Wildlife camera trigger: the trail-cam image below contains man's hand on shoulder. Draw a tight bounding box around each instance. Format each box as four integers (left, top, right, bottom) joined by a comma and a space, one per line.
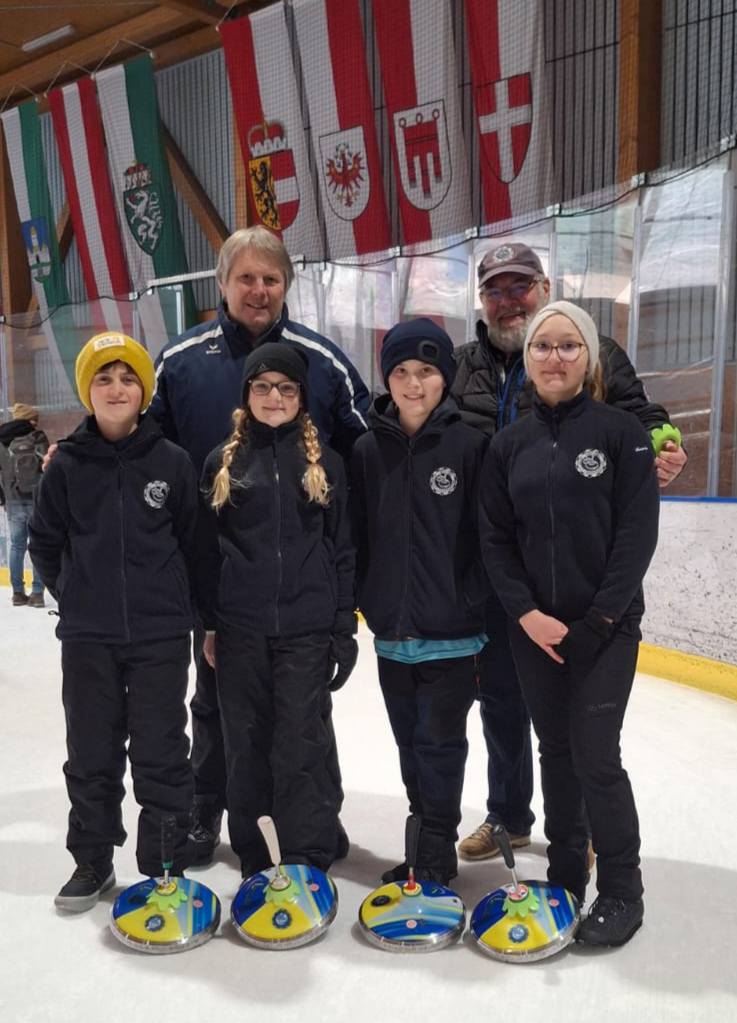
42, 443, 59, 472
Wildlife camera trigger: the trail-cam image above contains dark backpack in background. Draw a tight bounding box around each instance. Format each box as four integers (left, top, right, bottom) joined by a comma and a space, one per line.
0, 430, 46, 498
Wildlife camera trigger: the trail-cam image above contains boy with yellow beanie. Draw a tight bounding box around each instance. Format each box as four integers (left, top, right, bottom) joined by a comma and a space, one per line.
28, 332, 199, 911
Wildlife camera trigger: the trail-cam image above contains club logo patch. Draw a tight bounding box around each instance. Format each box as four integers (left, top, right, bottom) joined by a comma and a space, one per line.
144, 480, 170, 509
430, 467, 458, 496
575, 449, 607, 478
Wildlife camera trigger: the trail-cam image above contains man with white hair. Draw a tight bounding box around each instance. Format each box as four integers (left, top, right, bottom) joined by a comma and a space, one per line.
152, 226, 369, 868
452, 241, 686, 862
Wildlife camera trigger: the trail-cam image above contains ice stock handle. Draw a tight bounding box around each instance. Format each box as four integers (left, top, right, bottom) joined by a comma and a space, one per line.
160, 813, 177, 871
492, 824, 516, 871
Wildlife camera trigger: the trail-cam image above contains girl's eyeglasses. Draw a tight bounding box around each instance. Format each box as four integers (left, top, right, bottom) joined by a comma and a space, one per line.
527, 340, 586, 363
249, 380, 300, 398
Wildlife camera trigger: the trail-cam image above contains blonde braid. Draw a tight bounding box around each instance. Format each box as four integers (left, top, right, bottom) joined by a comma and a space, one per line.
300, 412, 331, 506
211, 407, 251, 510
589, 360, 607, 402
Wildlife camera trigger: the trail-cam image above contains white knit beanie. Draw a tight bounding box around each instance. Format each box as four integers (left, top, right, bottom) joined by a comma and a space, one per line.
523, 300, 600, 383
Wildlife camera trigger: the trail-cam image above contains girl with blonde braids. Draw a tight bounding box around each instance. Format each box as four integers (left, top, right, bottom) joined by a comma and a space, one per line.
196, 342, 357, 877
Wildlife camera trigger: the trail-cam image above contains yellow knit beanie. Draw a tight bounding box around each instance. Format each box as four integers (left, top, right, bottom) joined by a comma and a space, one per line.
75, 333, 155, 413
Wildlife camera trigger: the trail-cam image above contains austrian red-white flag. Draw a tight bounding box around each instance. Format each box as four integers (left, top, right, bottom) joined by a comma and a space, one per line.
373, 0, 471, 247
48, 78, 134, 334
292, 0, 391, 260
464, 0, 553, 224
221, 8, 322, 260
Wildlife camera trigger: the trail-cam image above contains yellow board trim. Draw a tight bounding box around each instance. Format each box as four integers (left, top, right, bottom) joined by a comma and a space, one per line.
0, 568, 33, 588
637, 643, 737, 702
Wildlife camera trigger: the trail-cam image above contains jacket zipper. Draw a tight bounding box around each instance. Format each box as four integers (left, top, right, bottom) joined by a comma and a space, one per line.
547, 415, 559, 608
118, 460, 131, 643
396, 440, 414, 637
272, 440, 282, 635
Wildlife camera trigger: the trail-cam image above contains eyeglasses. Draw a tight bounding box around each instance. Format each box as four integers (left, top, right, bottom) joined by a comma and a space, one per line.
527, 340, 587, 362
481, 277, 540, 303
249, 380, 300, 398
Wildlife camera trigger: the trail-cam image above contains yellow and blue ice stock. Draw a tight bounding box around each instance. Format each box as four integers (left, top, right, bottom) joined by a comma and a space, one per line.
359, 881, 465, 943
111, 877, 220, 946
231, 864, 336, 942
471, 881, 577, 954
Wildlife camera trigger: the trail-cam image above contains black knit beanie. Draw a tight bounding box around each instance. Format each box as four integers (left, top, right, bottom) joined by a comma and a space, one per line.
242, 342, 309, 405
380, 317, 456, 391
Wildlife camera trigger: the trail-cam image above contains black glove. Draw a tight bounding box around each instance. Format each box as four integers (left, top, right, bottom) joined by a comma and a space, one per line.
327, 610, 359, 692
561, 611, 614, 678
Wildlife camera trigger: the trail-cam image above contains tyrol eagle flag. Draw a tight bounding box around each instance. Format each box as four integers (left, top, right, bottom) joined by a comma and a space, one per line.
292, 0, 391, 260
221, 4, 322, 260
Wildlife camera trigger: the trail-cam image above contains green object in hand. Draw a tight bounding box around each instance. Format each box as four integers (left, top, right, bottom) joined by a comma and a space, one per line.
651, 423, 682, 455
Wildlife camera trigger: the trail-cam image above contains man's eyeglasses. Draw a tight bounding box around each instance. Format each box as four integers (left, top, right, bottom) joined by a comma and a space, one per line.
481, 277, 540, 303
527, 340, 587, 363
249, 380, 300, 398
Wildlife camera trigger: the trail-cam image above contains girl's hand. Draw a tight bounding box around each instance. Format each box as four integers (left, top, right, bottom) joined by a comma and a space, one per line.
203, 632, 216, 669
519, 609, 568, 664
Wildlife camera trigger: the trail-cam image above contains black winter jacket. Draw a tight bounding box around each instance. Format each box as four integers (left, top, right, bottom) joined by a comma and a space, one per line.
479, 390, 660, 626
350, 395, 489, 640
452, 319, 670, 438
196, 418, 355, 636
28, 413, 198, 643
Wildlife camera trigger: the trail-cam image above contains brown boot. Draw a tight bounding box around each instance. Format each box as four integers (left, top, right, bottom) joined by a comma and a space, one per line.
12, 591, 28, 606
27, 592, 45, 608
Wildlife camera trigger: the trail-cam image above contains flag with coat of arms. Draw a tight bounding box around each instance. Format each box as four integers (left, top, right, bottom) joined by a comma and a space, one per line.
464, 0, 553, 225
373, 0, 472, 249
94, 54, 196, 340
221, 7, 322, 261
292, 0, 391, 260
0, 100, 77, 401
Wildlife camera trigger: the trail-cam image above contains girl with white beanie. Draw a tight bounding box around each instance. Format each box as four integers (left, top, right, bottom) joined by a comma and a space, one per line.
479, 301, 660, 948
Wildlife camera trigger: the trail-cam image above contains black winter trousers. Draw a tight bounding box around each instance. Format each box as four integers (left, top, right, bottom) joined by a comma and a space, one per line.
215, 626, 338, 873
378, 655, 476, 874
509, 618, 643, 902
61, 637, 193, 876
191, 618, 345, 816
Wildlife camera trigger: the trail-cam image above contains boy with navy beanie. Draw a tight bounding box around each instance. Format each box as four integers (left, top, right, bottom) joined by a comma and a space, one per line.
350, 318, 489, 884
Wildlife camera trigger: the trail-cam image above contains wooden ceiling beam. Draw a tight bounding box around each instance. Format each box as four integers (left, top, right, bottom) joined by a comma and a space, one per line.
0, 7, 191, 104
163, 126, 230, 253
159, 1, 231, 26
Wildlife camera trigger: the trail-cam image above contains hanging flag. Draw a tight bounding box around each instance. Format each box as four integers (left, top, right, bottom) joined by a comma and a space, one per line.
1, 101, 77, 400
373, 0, 472, 248
464, 0, 553, 225
221, 8, 322, 260
95, 54, 196, 337
48, 77, 134, 336
292, 0, 391, 260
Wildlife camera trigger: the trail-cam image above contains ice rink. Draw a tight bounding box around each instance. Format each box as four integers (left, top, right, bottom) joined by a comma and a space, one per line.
1, 599, 735, 1023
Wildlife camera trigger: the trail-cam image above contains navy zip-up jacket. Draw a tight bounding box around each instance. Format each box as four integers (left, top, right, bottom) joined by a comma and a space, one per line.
350, 395, 489, 641
196, 418, 355, 636
151, 303, 369, 472
479, 390, 660, 625
28, 413, 198, 643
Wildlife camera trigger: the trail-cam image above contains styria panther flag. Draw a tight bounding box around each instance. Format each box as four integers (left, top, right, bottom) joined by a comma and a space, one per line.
373, 0, 472, 248
221, 7, 322, 260
292, 0, 391, 260
95, 54, 196, 337
0, 100, 77, 400
464, 0, 553, 225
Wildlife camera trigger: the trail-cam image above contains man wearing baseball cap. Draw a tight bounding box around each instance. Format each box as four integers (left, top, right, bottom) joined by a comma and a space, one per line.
452, 241, 687, 863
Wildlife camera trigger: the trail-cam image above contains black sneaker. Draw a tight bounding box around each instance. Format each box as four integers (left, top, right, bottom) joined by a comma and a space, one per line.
381, 860, 410, 884
576, 895, 644, 947
55, 860, 115, 912
186, 799, 223, 867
